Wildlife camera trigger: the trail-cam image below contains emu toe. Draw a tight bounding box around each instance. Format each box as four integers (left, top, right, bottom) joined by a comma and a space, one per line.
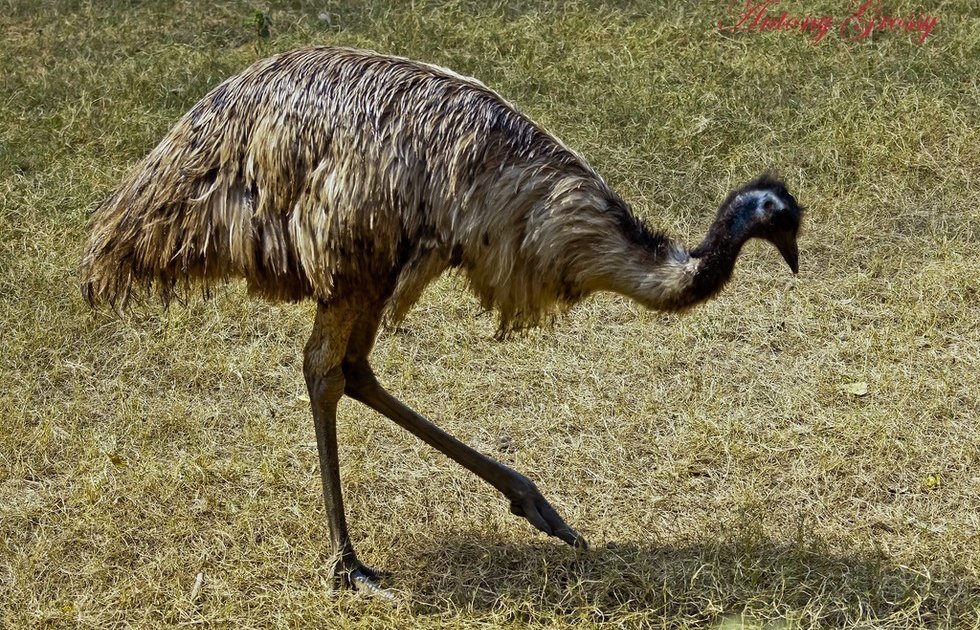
331, 557, 396, 600
509, 492, 588, 550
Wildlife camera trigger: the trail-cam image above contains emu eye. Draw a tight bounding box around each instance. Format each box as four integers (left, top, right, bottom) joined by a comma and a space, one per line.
763, 199, 776, 213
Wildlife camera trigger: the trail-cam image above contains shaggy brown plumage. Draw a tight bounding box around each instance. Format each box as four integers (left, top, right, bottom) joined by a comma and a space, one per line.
82, 47, 635, 332
80, 46, 803, 592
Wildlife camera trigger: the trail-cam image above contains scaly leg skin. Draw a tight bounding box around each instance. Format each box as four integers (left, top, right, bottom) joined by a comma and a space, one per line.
342, 358, 587, 550
304, 302, 395, 599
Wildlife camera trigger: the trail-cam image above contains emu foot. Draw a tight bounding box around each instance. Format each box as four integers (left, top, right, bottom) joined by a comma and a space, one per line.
330, 555, 396, 600
508, 483, 588, 550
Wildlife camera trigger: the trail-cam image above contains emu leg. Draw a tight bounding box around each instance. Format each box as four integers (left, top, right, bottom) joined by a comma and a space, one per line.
304, 303, 392, 596
342, 360, 587, 549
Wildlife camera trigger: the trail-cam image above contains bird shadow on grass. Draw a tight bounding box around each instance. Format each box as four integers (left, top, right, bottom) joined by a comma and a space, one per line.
398, 532, 980, 626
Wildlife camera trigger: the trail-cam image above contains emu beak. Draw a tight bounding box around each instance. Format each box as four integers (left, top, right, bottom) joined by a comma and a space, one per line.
772, 232, 799, 274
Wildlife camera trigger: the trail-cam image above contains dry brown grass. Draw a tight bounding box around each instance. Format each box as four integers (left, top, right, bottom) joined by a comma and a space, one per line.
2, 1, 979, 627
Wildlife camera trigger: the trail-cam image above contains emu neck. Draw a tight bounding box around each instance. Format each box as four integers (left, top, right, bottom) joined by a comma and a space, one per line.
585, 210, 751, 313
684, 216, 751, 307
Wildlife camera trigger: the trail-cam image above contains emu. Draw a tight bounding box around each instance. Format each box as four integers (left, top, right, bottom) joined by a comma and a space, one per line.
80, 47, 802, 593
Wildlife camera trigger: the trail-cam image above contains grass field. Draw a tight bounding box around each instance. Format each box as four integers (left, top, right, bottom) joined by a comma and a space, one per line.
2, 0, 979, 627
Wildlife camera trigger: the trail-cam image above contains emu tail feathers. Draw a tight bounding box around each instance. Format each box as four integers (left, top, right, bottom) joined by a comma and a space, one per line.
79, 141, 313, 312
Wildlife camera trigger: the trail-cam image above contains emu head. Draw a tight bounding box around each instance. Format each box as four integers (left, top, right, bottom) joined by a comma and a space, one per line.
720, 174, 803, 273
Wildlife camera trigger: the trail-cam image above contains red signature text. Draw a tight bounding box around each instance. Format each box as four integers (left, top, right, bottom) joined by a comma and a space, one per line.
717, 0, 939, 45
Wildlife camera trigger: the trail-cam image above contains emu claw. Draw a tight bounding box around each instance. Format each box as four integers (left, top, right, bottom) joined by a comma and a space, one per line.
331, 558, 397, 600
510, 490, 588, 550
